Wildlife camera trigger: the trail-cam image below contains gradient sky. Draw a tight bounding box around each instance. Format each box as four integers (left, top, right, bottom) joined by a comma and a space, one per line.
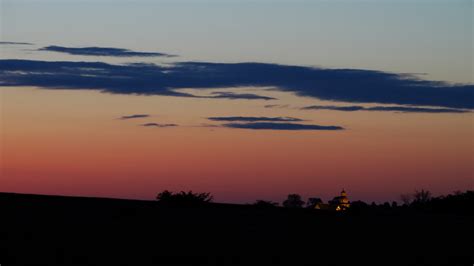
0, 0, 473, 204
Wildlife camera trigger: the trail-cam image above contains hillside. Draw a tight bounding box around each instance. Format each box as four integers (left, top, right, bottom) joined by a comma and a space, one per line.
0, 192, 471, 265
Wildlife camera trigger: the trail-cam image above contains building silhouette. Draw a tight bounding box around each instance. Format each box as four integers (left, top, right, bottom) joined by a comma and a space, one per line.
314, 190, 351, 211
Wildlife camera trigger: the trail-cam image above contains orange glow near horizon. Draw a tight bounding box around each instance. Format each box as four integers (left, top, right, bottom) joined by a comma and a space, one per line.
1, 87, 473, 203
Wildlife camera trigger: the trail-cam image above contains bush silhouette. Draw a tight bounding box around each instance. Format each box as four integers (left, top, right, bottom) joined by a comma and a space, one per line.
156, 190, 213, 206
252, 200, 279, 208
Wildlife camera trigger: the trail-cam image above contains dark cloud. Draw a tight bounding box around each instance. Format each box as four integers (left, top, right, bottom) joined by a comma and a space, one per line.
207, 92, 276, 100
0, 59, 195, 97
0, 41, 33, 45
302, 105, 469, 113
141, 123, 178, 127
222, 122, 344, 131
120, 114, 150, 120
0, 59, 472, 109
208, 116, 303, 122
38, 45, 175, 57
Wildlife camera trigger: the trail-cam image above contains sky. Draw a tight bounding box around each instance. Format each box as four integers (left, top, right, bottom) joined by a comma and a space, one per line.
0, 0, 473, 204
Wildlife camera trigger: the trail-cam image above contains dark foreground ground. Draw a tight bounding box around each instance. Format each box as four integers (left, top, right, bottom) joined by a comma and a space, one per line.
0, 192, 472, 266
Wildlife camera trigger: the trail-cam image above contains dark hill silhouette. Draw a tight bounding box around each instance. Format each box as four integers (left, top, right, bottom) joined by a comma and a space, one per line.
0, 192, 472, 266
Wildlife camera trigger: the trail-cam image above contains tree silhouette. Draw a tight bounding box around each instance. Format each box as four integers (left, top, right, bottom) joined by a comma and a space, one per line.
400, 193, 412, 206
348, 200, 369, 214
306, 197, 322, 208
282, 194, 305, 208
427, 190, 473, 215
413, 189, 431, 204
156, 190, 213, 206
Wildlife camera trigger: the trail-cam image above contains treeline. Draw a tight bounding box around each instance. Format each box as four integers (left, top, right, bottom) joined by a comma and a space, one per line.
155, 189, 473, 216
350, 190, 473, 215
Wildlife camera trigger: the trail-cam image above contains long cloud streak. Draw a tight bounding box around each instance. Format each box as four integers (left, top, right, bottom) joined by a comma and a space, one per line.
302, 105, 469, 113
0, 59, 472, 109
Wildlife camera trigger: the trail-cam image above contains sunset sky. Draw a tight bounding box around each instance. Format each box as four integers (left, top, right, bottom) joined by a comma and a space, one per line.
1, 0, 472, 204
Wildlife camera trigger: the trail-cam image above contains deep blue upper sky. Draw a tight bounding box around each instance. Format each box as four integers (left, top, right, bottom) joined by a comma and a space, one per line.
1, 0, 472, 84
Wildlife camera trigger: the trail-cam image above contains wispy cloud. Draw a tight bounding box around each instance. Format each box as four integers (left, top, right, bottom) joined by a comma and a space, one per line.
264, 104, 289, 109
1, 59, 472, 109
209, 91, 276, 100
141, 123, 178, 127
119, 114, 150, 120
38, 45, 175, 57
302, 105, 470, 113
208, 116, 303, 122
222, 122, 344, 131
302, 105, 364, 112
207, 92, 276, 100
0, 41, 33, 45
366, 106, 470, 113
